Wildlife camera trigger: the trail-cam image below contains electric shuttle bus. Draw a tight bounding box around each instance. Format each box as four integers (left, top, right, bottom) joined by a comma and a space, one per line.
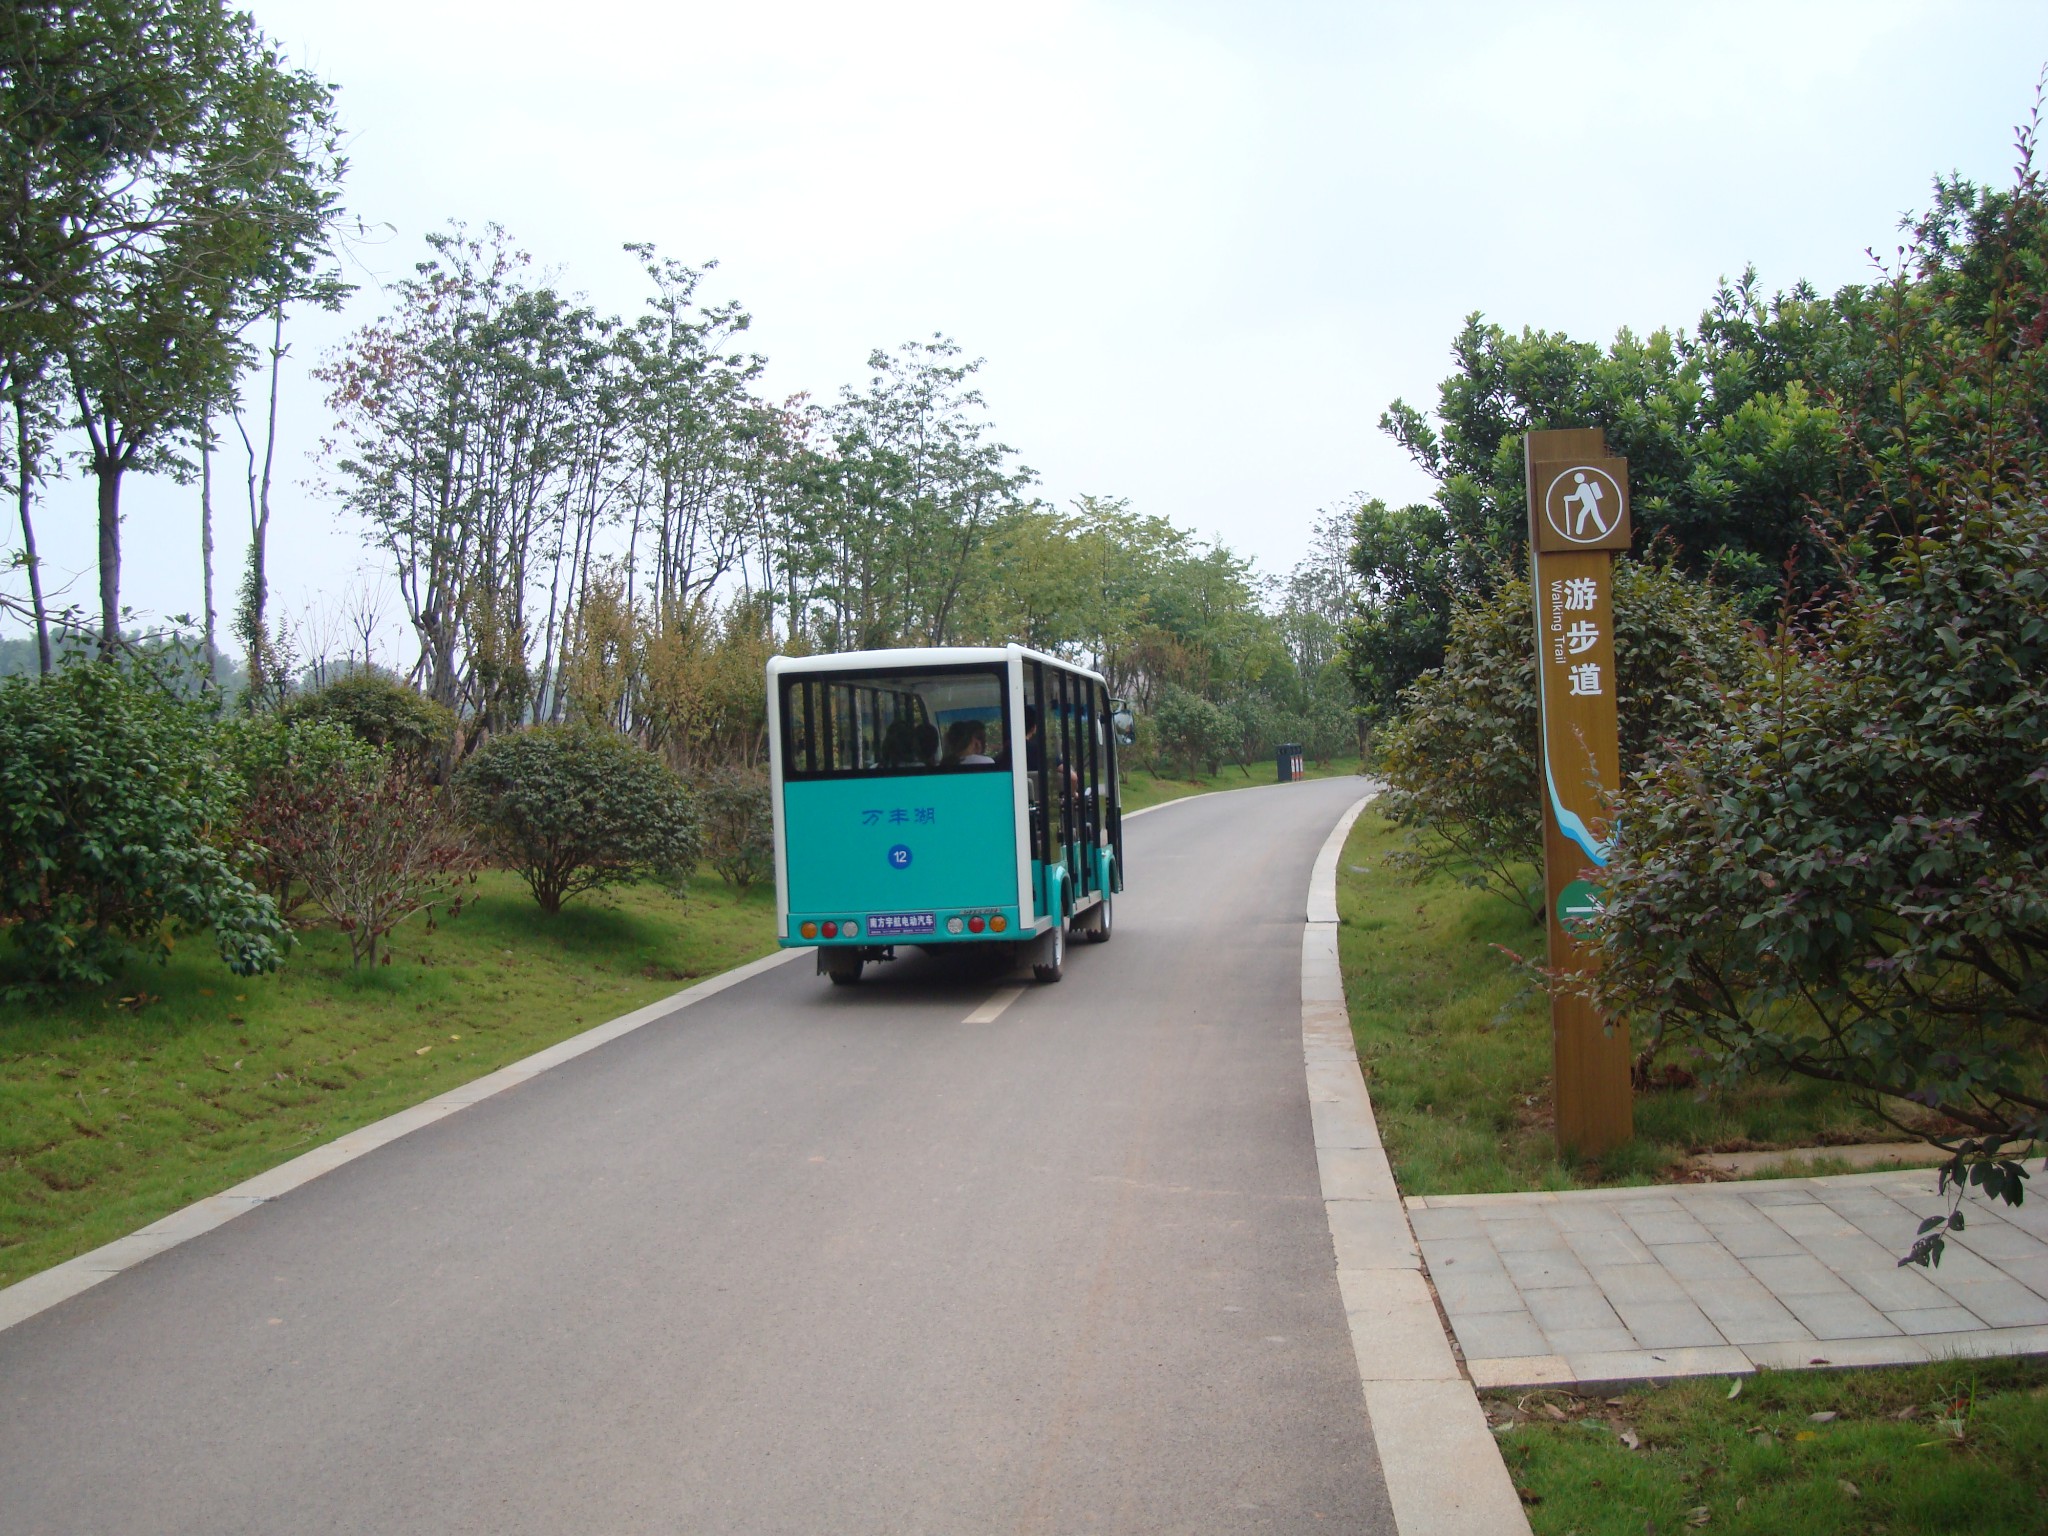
766, 646, 1125, 985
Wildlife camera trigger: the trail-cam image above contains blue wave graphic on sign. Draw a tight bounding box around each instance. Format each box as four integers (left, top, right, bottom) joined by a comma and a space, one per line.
1544, 751, 1610, 868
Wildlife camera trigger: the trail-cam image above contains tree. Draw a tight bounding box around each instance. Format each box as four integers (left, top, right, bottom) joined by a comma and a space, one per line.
455, 726, 700, 914
6, 0, 345, 657
1587, 494, 2048, 1257
1580, 131, 2048, 1251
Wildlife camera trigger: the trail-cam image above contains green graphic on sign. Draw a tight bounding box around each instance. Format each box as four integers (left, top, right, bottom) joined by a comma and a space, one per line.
1556, 878, 1604, 926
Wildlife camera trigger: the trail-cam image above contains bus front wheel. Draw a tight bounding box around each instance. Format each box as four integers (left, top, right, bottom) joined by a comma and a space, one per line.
1032, 922, 1064, 984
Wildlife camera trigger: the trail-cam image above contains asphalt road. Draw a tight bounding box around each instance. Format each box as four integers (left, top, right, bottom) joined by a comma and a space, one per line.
0, 775, 1394, 1535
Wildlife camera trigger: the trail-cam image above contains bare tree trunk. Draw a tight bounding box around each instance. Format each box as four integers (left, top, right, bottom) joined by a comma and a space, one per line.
199, 414, 217, 688
11, 388, 50, 675
238, 304, 286, 701
94, 456, 122, 661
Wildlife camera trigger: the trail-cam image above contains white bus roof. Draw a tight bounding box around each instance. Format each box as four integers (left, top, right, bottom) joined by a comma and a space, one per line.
767, 645, 1107, 688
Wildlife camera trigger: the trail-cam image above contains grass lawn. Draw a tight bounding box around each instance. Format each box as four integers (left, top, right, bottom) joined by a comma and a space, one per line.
1489, 1359, 2048, 1535
1121, 755, 1363, 814
0, 871, 780, 1290
1334, 804, 1898, 1194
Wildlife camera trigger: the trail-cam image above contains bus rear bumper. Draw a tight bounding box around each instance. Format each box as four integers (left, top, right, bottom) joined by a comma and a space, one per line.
781, 906, 1026, 946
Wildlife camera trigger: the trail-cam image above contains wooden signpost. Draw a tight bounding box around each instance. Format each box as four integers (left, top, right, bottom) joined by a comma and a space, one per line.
1524, 427, 1633, 1156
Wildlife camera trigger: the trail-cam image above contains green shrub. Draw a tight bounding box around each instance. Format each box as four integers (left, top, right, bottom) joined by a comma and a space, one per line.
1588, 496, 2048, 1252
697, 767, 773, 891
1376, 555, 1756, 921
281, 670, 455, 762
0, 665, 287, 988
456, 726, 700, 914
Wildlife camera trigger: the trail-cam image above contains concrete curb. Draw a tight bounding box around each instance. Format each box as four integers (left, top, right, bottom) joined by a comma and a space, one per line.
0, 945, 805, 1336
1305, 791, 1533, 1536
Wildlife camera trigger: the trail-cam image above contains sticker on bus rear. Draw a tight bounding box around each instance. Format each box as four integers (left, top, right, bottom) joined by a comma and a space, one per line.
867, 911, 936, 937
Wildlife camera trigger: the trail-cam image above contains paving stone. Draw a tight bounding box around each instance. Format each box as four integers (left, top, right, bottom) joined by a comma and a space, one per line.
1525, 1287, 1627, 1333
1449, 1310, 1550, 1361
1743, 1336, 1929, 1370
1336, 1267, 1461, 1381
1764, 1202, 1860, 1239
1563, 1345, 1753, 1385
1672, 1274, 1813, 1346
1741, 1254, 1853, 1297
1833, 1260, 1955, 1314
1467, 1354, 1575, 1389
1589, 1263, 1686, 1304
1607, 1299, 1726, 1349
1797, 1228, 1897, 1267
1433, 1270, 1525, 1315
1932, 1280, 2048, 1328
1482, 1217, 1569, 1254
1650, 1242, 1746, 1282
1316, 1145, 1400, 1201
1949, 1223, 2048, 1265
1540, 1324, 1641, 1355
1603, 1196, 1683, 1215
1310, 1096, 1381, 1151
1406, 1206, 1483, 1241
1881, 1306, 1985, 1335
1695, 1216, 1807, 1259
1418, 1236, 1506, 1275
1548, 1203, 1633, 1235
1363, 1379, 1534, 1536
1998, 1203, 2048, 1240
1499, 1248, 1593, 1291
1563, 1227, 1656, 1268
1992, 1257, 2048, 1296
1779, 1289, 1900, 1340
1620, 1209, 1713, 1246
1920, 1322, 2048, 1361
1739, 1184, 1824, 1207
1326, 1199, 1420, 1271
1913, 1246, 2006, 1287
1813, 1190, 1916, 1225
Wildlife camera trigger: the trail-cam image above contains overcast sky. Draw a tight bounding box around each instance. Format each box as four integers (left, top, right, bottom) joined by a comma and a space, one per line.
12, 0, 2048, 654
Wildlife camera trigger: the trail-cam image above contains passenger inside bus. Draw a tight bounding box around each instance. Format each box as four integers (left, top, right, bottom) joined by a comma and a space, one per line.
942, 719, 994, 767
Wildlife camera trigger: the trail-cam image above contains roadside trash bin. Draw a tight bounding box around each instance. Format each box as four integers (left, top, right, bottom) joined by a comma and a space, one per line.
1276, 743, 1303, 783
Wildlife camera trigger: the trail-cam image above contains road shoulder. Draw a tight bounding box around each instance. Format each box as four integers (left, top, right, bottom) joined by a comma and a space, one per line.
1305, 789, 1534, 1536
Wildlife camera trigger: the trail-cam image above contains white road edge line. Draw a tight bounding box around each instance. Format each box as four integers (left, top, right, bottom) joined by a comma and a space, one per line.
0, 945, 807, 1337
963, 987, 1027, 1025
1304, 788, 1533, 1536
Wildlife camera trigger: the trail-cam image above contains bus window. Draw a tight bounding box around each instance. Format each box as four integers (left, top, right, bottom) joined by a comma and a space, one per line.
780, 667, 1007, 780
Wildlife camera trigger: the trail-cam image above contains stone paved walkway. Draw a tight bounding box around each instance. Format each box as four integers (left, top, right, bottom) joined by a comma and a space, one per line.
1408, 1168, 2048, 1389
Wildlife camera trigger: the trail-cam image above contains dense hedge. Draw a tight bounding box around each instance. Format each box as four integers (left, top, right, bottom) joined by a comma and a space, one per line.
0, 666, 287, 988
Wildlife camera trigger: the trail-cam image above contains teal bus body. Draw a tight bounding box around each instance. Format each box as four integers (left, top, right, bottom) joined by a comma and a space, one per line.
781, 772, 1022, 940
767, 646, 1121, 972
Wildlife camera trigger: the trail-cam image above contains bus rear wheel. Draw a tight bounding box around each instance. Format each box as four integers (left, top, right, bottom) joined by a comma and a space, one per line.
1032, 922, 1064, 984
821, 952, 864, 986
1079, 891, 1113, 944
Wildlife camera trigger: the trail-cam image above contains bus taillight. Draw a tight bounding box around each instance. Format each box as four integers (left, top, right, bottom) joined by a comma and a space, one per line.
989, 915, 1007, 933
800, 921, 818, 939
967, 915, 985, 933
823, 921, 839, 938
